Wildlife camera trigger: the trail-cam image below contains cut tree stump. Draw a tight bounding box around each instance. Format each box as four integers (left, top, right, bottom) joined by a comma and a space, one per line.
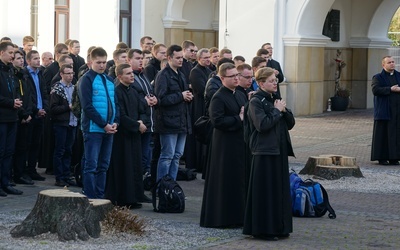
10, 189, 113, 241
300, 154, 364, 180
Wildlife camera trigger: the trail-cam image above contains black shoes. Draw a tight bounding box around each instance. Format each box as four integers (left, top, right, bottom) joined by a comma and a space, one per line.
55, 180, 69, 187
29, 172, 46, 181
3, 186, 23, 195
0, 189, 7, 197
378, 160, 400, 165
15, 175, 34, 185
253, 233, 290, 241
64, 178, 77, 186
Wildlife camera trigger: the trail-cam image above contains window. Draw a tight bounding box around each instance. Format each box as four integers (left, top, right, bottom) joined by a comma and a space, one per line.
55, 0, 70, 44
119, 0, 132, 47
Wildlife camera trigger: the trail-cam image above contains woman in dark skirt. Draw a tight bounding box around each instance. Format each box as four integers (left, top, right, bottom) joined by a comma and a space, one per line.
243, 67, 295, 240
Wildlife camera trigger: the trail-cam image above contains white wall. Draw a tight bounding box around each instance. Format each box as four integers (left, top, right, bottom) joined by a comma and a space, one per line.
218, 0, 277, 65
183, 0, 214, 30
1, 0, 31, 47
37, 0, 55, 54
144, 0, 167, 45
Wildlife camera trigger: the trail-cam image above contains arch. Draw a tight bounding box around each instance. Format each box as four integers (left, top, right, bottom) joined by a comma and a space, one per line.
368, 0, 400, 40
163, 0, 189, 28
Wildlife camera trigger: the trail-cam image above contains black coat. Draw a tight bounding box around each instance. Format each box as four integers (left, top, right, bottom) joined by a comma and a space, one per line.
43, 61, 59, 94
371, 70, 400, 161
50, 83, 76, 126
14, 68, 33, 121
23, 67, 49, 116
154, 64, 192, 134
190, 64, 212, 120
132, 70, 155, 131
204, 75, 222, 115
69, 53, 85, 80
105, 83, 145, 206
0, 61, 20, 122
243, 90, 294, 237
143, 58, 161, 83
200, 86, 247, 228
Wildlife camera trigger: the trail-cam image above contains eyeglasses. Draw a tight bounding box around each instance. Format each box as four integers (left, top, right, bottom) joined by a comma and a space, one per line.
61, 72, 74, 75
224, 73, 240, 78
188, 49, 198, 53
240, 74, 252, 79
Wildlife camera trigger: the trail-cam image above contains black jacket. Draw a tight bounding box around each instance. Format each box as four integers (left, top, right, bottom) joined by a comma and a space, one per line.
247, 90, 295, 156
50, 82, 76, 126
0, 61, 20, 122
143, 58, 161, 83
23, 67, 49, 117
204, 75, 222, 114
154, 64, 192, 134
69, 53, 85, 80
43, 61, 59, 94
14, 68, 33, 121
132, 70, 155, 132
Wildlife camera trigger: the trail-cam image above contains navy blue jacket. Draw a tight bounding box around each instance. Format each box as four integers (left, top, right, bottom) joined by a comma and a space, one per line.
372, 69, 400, 120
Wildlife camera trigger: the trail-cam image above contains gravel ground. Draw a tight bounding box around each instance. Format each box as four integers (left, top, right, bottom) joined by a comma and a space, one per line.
1, 164, 399, 249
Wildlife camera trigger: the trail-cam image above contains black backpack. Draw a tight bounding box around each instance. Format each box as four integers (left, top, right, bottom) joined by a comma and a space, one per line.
176, 167, 197, 181
152, 175, 185, 213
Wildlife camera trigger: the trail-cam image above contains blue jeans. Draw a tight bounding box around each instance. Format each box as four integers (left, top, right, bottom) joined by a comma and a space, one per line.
82, 132, 113, 198
141, 132, 153, 174
157, 133, 186, 181
0, 122, 17, 188
53, 125, 76, 181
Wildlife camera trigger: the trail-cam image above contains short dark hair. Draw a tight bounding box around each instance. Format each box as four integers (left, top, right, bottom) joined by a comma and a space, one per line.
142, 49, 151, 55
58, 54, 72, 64
127, 49, 142, 59
152, 43, 166, 56
218, 63, 236, 77
140, 36, 153, 45
0, 37, 12, 42
116, 63, 131, 76
14, 49, 24, 57
69, 40, 79, 48
90, 47, 107, 60
236, 63, 252, 72
256, 48, 269, 57
0, 41, 14, 51
251, 56, 267, 68
113, 48, 127, 60
219, 48, 232, 57
54, 43, 68, 55
60, 64, 73, 74
167, 45, 183, 58
234, 55, 245, 62
26, 50, 39, 61
216, 58, 234, 71
261, 42, 271, 49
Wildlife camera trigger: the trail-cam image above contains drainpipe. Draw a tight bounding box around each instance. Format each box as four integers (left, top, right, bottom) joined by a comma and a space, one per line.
31, 0, 39, 46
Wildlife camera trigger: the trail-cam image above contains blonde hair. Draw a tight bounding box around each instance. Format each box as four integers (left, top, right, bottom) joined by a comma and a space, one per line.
255, 67, 275, 83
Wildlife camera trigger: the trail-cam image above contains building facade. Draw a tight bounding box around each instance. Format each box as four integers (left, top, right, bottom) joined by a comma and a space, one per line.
1, 0, 399, 115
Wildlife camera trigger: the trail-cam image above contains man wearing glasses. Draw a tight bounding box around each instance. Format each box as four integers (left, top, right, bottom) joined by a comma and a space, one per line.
261, 43, 285, 85
140, 36, 154, 52
236, 63, 254, 99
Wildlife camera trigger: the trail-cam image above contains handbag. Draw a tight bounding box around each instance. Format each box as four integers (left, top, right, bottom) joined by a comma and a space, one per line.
193, 115, 213, 145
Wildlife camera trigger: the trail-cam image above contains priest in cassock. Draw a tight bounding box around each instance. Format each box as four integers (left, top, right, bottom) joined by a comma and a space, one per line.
105, 64, 148, 208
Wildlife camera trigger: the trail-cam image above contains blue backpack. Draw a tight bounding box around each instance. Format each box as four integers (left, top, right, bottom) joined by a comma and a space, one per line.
290, 171, 336, 219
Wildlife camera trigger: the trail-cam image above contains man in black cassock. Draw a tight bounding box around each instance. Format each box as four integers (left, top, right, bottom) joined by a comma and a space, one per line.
200, 62, 247, 228
371, 56, 400, 165
105, 64, 148, 208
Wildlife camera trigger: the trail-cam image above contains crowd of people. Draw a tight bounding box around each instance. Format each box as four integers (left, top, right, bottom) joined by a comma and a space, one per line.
1, 34, 299, 240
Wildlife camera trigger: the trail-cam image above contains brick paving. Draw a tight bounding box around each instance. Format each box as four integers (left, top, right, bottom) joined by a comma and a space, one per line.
2, 108, 400, 249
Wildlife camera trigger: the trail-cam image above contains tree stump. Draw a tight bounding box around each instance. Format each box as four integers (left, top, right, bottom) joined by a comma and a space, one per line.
300, 154, 364, 180
10, 189, 113, 241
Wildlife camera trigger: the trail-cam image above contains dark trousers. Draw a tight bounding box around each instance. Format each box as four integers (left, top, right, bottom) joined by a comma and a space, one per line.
26, 117, 44, 174
141, 132, 153, 174
0, 122, 17, 188
53, 125, 76, 181
13, 122, 30, 180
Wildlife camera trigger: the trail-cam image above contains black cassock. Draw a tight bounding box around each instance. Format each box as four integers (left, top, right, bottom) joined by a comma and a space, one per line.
200, 86, 247, 228
105, 83, 144, 206
243, 91, 294, 237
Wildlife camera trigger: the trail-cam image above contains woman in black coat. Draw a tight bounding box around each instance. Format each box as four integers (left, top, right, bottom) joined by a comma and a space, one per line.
243, 67, 295, 240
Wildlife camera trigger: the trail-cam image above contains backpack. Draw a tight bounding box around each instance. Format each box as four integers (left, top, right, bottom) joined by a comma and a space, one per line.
152, 175, 185, 213
289, 171, 336, 219
176, 167, 197, 181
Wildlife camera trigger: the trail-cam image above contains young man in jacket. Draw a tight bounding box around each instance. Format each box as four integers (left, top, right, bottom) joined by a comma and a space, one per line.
0, 41, 23, 196
50, 64, 78, 187
154, 45, 193, 181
